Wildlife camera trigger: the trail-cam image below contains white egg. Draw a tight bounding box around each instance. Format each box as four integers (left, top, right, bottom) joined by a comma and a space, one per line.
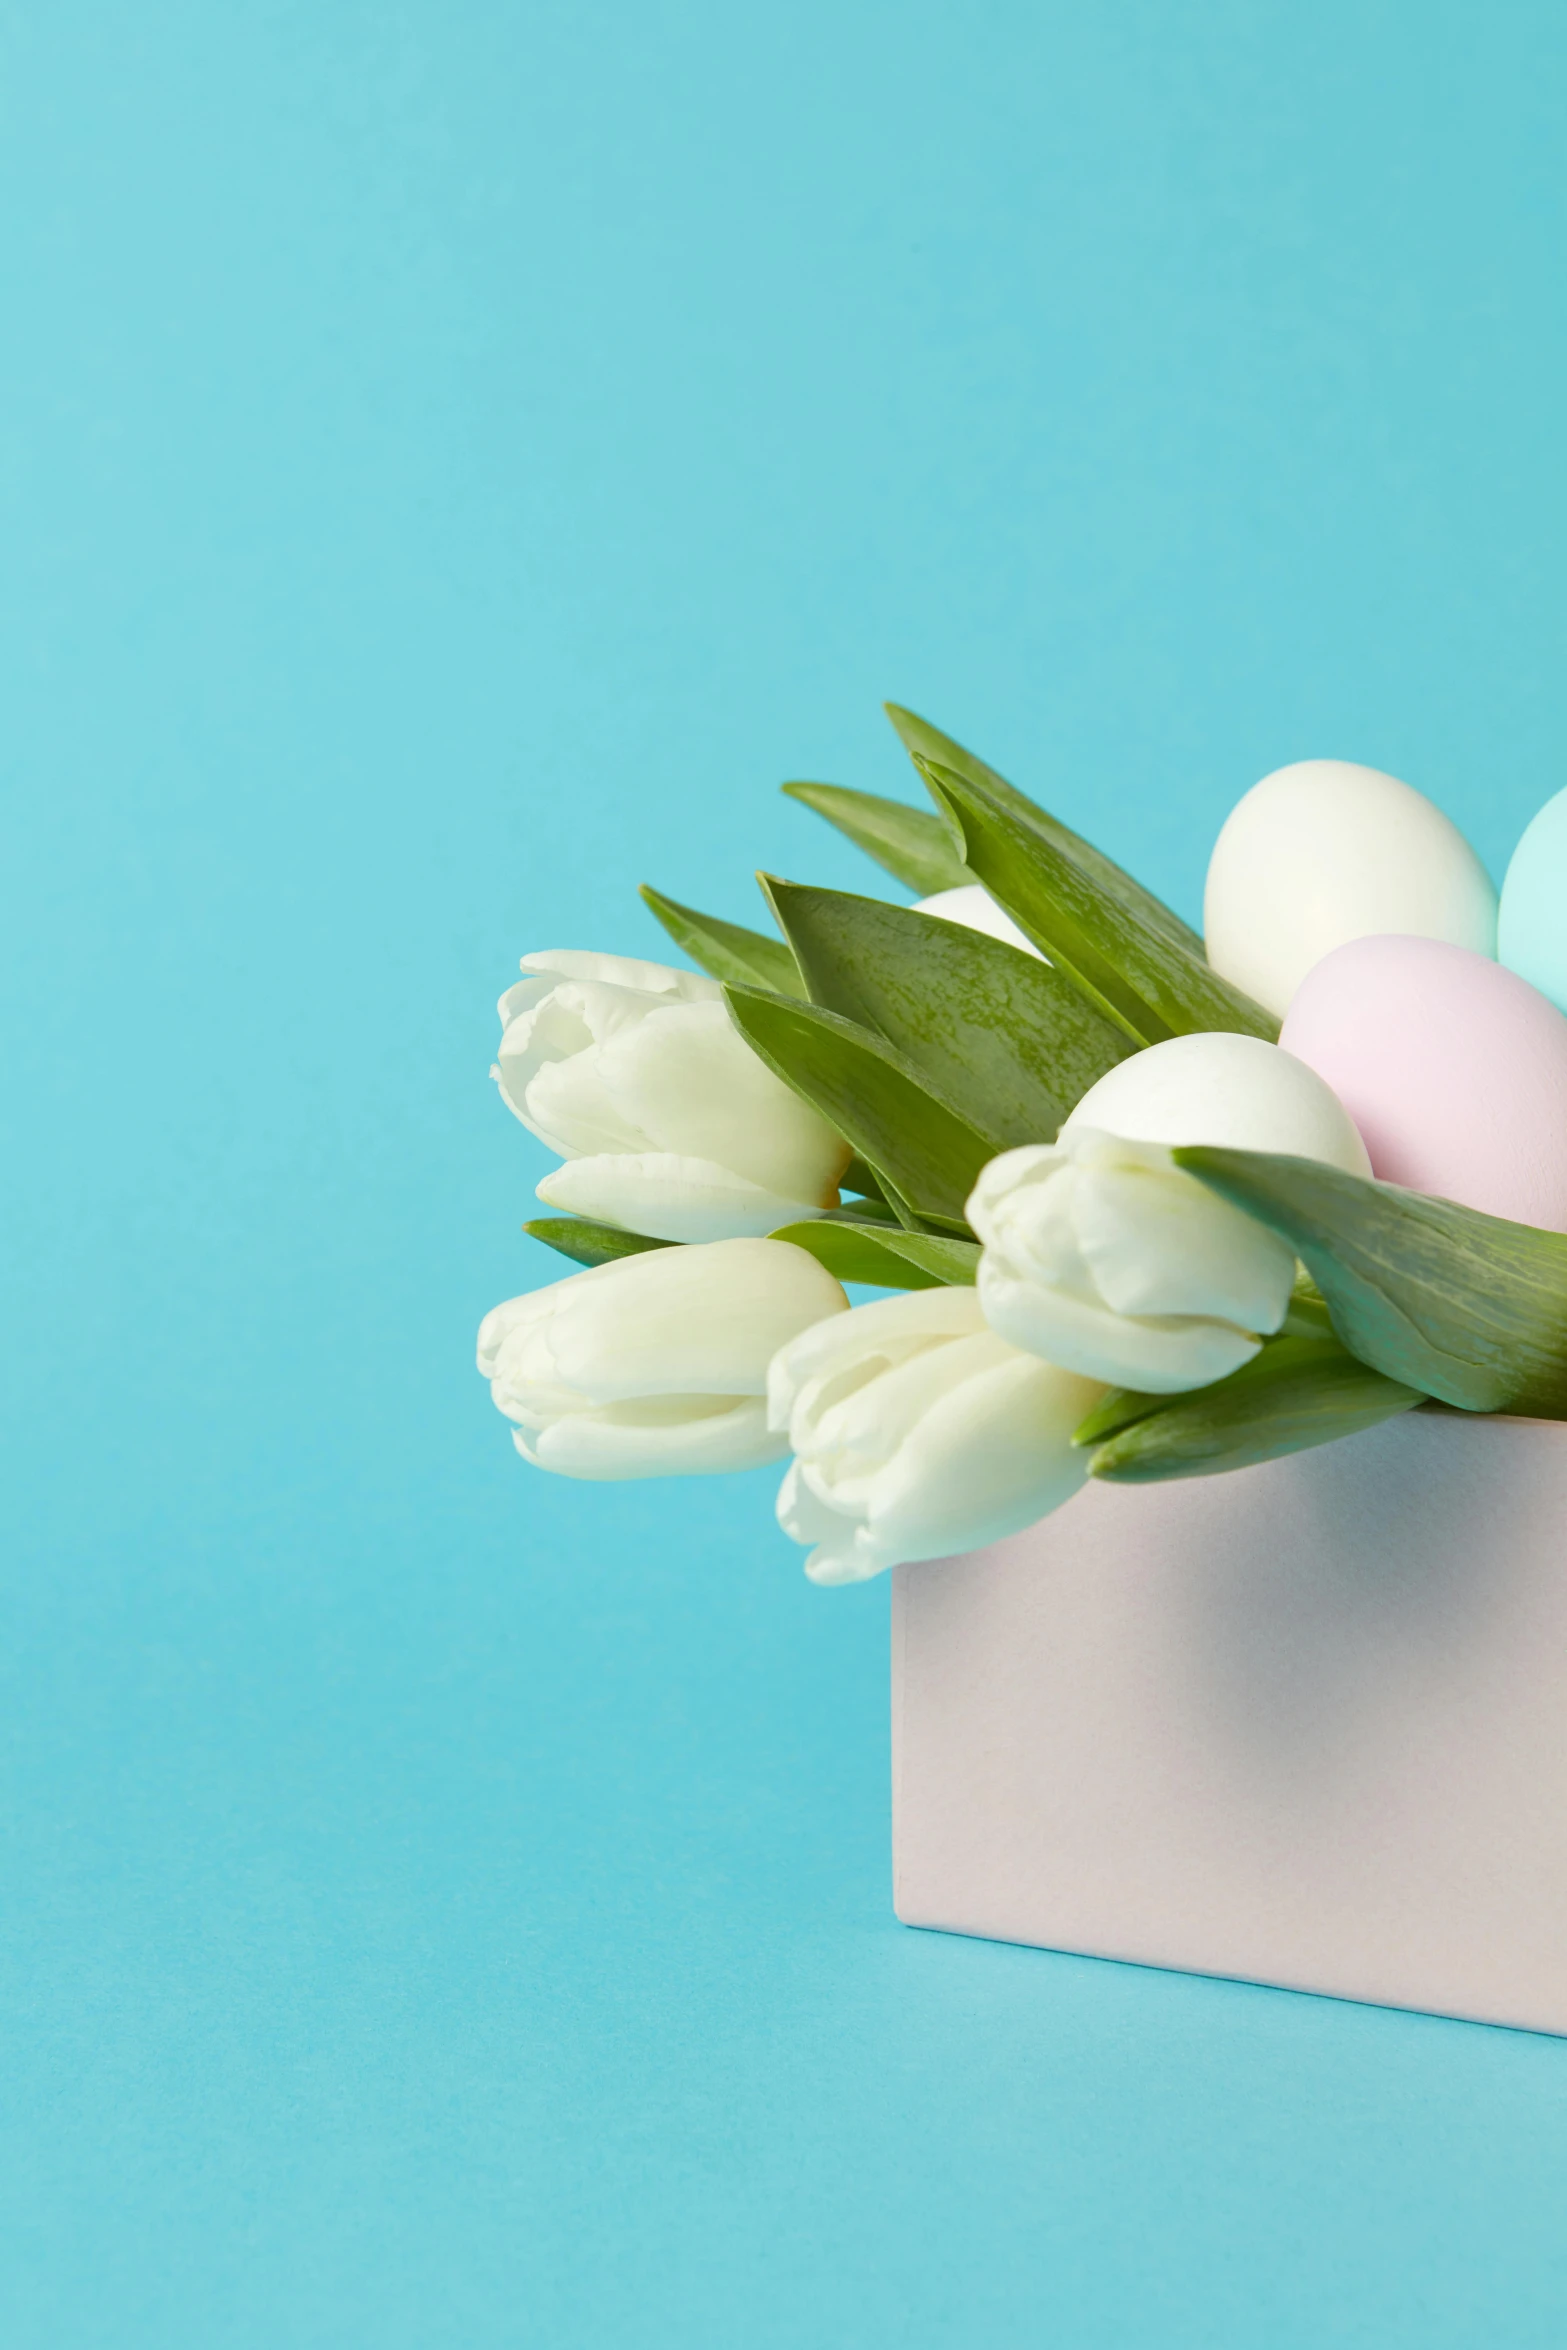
1062, 1031, 1371, 1175
915, 883, 1044, 959
1203, 760, 1496, 1017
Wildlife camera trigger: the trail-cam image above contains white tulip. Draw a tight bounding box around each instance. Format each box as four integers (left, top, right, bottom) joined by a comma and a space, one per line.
914, 883, 1045, 959
768, 1286, 1105, 1584
969, 1033, 1371, 1395
478, 1236, 849, 1480
494, 949, 851, 1243
970, 1130, 1300, 1393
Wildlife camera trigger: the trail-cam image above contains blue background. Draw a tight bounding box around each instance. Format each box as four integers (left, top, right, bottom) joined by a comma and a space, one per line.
5, 3, 1567, 2341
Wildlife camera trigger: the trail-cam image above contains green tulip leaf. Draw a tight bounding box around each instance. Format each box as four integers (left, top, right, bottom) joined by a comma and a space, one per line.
1174, 1147, 1567, 1419
524, 1217, 674, 1269
639, 884, 803, 997
914, 755, 1277, 1049
1079, 1333, 1424, 1484
780, 780, 971, 895
884, 704, 1206, 957
820, 1191, 902, 1226
770, 1220, 980, 1291
841, 1154, 892, 1203
1071, 1385, 1178, 1450
723, 983, 994, 1229
759, 877, 1132, 1146
1280, 1271, 1335, 1338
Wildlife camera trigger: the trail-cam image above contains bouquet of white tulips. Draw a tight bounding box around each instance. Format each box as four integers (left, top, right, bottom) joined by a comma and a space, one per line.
479, 706, 1567, 1584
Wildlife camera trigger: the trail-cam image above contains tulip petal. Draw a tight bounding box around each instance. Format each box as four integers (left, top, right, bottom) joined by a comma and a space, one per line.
497, 976, 552, 1028
769, 1285, 1097, 1583
987, 1181, 1094, 1291
518, 949, 721, 1002
779, 1347, 922, 1450
476, 1290, 547, 1377
969, 1129, 1295, 1394
803, 1532, 887, 1586
480, 1289, 594, 1425
776, 1455, 849, 1549
536, 1153, 834, 1244
866, 1351, 1102, 1565
1072, 1162, 1296, 1330
600, 999, 849, 1202
498, 985, 656, 1156
777, 1460, 884, 1585
540, 1236, 849, 1402
767, 1283, 987, 1429
977, 1255, 1263, 1392
805, 1330, 1013, 1494
495, 965, 714, 1155
477, 1241, 849, 1480
520, 1394, 784, 1479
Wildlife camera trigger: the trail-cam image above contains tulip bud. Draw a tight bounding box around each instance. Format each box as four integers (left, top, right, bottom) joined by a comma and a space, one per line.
478, 1236, 849, 1480
970, 1129, 1301, 1392
494, 950, 851, 1243
968, 1033, 1371, 1394
767, 1286, 1105, 1584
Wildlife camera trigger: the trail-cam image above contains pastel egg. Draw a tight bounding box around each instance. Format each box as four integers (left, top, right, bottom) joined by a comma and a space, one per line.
1063, 1031, 1371, 1175
1499, 785, 1567, 1015
1280, 935, 1567, 1231
1204, 759, 1497, 1018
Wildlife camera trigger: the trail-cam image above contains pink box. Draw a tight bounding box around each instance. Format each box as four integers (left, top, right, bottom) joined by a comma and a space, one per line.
892, 1412, 1567, 2036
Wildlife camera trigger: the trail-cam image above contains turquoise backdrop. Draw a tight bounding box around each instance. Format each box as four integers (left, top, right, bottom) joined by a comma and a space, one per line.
5, 4, 1567, 2341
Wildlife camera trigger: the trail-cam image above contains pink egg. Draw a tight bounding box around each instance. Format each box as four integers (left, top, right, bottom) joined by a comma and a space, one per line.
1280, 936, 1567, 1230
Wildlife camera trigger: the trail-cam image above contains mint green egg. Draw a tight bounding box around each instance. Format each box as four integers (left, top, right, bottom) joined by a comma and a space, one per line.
1500, 789, 1567, 1014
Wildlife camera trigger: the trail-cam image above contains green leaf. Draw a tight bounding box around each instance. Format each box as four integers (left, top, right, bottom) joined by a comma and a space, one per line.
770, 1220, 980, 1291
780, 780, 970, 895
884, 704, 1205, 956
819, 1194, 902, 1227
639, 884, 803, 996
524, 1218, 674, 1269
842, 1153, 891, 1202
722, 983, 994, 1229
1174, 1147, 1567, 1419
1281, 1271, 1335, 1338
1079, 1333, 1424, 1484
1070, 1385, 1172, 1449
759, 877, 1132, 1146
916, 755, 1278, 1048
